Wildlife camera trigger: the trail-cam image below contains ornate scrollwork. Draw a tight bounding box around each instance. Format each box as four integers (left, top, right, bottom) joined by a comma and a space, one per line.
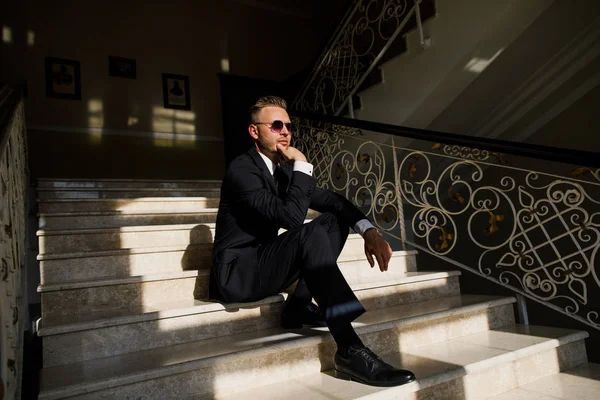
296, 121, 399, 233
293, 0, 422, 115
399, 150, 600, 328
432, 143, 506, 164
333, 124, 363, 137
401, 150, 600, 328
295, 115, 600, 330
570, 167, 600, 183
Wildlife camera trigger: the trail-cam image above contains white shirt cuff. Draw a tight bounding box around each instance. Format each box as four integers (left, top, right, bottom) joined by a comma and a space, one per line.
293, 161, 313, 176
354, 219, 375, 237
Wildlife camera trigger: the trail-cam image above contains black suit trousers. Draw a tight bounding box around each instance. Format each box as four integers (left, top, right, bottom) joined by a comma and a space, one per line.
255, 212, 366, 326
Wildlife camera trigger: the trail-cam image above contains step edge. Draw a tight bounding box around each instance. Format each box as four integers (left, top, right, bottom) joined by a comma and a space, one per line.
37, 219, 325, 236
350, 270, 461, 291
37, 243, 212, 261
36, 177, 221, 183
38, 209, 220, 217
38, 197, 220, 203
37, 187, 222, 192
38, 270, 206, 292
37, 178, 222, 183
37, 222, 217, 236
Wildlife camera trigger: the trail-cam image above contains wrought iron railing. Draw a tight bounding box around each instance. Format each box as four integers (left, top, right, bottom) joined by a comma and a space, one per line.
293, 0, 433, 115
0, 84, 29, 400
292, 111, 600, 331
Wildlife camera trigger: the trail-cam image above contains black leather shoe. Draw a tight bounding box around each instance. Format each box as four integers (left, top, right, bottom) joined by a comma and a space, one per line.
334, 345, 416, 387
281, 301, 327, 329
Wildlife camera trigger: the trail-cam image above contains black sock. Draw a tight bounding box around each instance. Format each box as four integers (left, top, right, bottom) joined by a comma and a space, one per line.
329, 322, 364, 353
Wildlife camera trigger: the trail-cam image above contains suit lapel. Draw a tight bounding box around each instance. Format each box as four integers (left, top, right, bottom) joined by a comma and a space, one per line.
248, 148, 278, 195
277, 164, 292, 196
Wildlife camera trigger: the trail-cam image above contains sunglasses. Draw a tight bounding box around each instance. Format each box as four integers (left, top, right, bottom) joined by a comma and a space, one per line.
253, 120, 293, 133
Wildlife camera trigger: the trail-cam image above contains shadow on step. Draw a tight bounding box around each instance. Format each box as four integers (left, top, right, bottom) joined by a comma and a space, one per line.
47, 221, 577, 398
183, 225, 214, 272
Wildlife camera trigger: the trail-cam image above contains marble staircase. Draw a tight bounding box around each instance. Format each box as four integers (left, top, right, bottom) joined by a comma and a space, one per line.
35, 179, 595, 399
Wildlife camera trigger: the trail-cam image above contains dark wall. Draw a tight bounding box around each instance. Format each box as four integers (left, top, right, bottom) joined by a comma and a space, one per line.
1, 0, 348, 179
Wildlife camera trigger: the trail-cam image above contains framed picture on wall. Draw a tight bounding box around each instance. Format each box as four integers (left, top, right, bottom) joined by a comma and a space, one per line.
109, 56, 136, 79
45, 57, 81, 100
162, 73, 191, 110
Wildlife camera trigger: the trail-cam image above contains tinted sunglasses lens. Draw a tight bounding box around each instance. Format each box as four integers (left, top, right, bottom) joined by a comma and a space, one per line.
271, 120, 284, 132
270, 121, 293, 133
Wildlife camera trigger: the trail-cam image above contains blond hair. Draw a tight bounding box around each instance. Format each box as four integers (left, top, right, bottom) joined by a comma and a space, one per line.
249, 96, 287, 123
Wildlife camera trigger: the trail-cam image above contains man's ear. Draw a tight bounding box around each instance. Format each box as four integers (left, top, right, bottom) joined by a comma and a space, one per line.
248, 124, 259, 140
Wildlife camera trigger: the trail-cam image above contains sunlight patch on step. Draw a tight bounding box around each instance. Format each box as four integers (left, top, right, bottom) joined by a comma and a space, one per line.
212, 354, 322, 397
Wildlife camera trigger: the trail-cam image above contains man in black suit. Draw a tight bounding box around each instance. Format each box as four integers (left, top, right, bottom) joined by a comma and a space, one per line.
209, 96, 415, 387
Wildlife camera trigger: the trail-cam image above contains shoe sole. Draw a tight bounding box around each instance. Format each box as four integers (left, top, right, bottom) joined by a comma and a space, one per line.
334, 369, 416, 387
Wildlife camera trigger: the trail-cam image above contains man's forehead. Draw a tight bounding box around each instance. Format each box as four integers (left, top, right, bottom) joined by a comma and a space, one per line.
259, 106, 290, 120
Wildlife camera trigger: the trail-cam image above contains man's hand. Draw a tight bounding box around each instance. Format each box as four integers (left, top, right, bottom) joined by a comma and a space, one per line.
364, 228, 392, 272
276, 144, 307, 163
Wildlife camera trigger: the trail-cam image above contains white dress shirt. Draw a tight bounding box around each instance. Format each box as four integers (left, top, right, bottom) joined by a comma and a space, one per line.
257, 151, 375, 236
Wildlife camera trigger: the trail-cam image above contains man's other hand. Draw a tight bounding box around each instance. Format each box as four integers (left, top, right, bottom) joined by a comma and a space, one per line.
276, 144, 307, 163
364, 228, 392, 272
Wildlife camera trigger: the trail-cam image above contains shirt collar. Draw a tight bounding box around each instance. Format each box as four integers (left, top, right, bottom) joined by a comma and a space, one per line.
257, 151, 276, 176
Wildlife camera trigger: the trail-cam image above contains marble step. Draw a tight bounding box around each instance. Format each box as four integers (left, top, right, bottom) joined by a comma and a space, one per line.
38, 234, 400, 284
38, 244, 213, 284
38, 252, 421, 320
38, 209, 320, 230
486, 362, 600, 400
38, 223, 217, 255
37, 224, 368, 256
38, 210, 220, 230
37, 178, 222, 189
38, 295, 518, 400
211, 325, 590, 400
37, 187, 221, 199
39, 271, 461, 367
37, 197, 221, 214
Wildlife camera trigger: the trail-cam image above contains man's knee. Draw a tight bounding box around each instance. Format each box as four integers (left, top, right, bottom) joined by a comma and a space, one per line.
300, 222, 330, 247
313, 212, 349, 235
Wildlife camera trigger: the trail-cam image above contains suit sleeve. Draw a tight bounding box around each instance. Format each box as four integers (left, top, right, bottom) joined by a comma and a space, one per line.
309, 187, 369, 229
228, 162, 316, 230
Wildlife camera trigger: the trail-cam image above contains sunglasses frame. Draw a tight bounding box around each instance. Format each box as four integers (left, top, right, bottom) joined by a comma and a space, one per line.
253, 120, 293, 133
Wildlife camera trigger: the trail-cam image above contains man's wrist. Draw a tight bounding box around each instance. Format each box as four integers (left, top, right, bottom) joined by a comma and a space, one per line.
364, 227, 381, 237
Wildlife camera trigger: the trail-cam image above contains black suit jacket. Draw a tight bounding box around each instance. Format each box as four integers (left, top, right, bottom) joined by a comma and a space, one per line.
209, 147, 367, 302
